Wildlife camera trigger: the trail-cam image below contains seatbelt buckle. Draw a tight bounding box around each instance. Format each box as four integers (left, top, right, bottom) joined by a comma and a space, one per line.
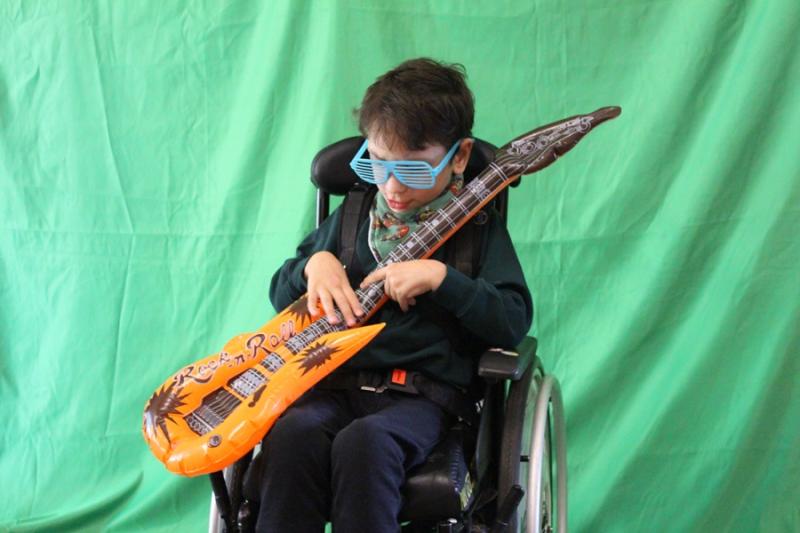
385, 369, 419, 394
358, 371, 388, 393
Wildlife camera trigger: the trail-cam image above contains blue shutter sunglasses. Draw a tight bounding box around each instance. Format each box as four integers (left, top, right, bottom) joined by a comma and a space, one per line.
349, 139, 462, 190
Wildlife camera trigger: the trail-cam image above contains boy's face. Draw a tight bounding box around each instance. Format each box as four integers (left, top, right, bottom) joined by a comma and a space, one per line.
367, 133, 474, 213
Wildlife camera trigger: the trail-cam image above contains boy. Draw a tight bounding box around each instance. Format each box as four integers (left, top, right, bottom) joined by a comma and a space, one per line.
257, 58, 533, 532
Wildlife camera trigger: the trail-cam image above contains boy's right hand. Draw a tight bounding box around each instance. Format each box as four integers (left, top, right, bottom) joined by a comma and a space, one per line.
304, 251, 364, 326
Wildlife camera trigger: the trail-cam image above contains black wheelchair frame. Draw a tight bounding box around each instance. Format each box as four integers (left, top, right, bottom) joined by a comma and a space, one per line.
208, 137, 567, 533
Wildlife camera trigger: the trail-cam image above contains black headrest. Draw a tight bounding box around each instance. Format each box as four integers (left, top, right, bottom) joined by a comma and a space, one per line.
310, 137, 499, 196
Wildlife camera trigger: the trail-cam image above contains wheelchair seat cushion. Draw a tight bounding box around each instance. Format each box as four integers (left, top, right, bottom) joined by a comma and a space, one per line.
399, 424, 471, 521
237, 419, 472, 525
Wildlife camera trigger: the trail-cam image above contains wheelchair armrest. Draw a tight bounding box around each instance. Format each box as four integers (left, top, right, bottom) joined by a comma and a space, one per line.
477, 336, 538, 382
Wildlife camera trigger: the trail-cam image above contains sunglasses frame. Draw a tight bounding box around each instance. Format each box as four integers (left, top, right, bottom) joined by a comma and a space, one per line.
349, 139, 462, 190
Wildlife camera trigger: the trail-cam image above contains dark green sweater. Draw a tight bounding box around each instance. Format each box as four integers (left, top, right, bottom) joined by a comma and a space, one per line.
269, 206, 533, 388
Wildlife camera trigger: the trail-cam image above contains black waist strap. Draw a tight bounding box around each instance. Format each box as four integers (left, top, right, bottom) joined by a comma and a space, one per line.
316, 369, 477, 423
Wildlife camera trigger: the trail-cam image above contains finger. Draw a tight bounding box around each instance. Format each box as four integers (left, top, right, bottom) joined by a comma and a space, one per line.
360, 268, 386, 288
383, 276, 393, 301
331, 287, 356, 326
408, 297, 416, 307
318, 291, 339, 324
307, 290, 319, 316
397, 293, 409, 312
344, 286, 364, 317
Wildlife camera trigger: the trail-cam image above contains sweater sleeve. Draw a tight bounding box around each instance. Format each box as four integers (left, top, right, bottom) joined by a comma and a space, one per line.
428, 210, 533, 348
268, 208, 343, 312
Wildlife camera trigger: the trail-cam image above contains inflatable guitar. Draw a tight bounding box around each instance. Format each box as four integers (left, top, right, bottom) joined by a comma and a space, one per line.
143, 106, 621, 476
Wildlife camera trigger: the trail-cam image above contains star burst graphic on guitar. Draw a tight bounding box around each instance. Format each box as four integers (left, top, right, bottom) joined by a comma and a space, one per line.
297, 342, 340, 375
287, 295, 314, 324
144, 381, 189, 444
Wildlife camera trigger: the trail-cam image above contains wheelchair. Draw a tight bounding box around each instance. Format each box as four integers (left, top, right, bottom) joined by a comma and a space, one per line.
208, 137, 568, 533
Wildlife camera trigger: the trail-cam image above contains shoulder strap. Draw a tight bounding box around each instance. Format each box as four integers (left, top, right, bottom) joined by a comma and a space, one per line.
338, 184, 377, 279
444, 208, 489, 278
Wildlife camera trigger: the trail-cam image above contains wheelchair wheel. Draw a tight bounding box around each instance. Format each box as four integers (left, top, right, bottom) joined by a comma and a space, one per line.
497, 361, 553, 533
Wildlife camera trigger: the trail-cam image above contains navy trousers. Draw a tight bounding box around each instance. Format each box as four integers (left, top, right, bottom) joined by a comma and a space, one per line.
254, 387, 448, 533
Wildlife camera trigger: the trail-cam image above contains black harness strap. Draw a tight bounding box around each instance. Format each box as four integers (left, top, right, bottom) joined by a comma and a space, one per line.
338, 184, 377, 283
316, 369, 477, 423
433, 212, 488, 359
444, 209, 489, 279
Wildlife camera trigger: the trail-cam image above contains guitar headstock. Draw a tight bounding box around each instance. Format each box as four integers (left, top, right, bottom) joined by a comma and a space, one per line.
494, 106, 621, 179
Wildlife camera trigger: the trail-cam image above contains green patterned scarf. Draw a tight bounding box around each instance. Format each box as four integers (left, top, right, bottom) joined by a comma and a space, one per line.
368, 175, 464, 261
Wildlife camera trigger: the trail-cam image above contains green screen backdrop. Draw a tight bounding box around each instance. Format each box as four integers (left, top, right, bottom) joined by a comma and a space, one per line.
2, 1, 798, 531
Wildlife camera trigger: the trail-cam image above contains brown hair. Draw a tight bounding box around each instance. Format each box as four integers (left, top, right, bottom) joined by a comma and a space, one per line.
357, 58, 475, 151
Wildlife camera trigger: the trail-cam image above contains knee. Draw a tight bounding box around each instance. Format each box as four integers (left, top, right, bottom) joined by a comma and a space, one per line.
331, 417, 402, 466
258, 410, 333, 489
262, 409, 329, 457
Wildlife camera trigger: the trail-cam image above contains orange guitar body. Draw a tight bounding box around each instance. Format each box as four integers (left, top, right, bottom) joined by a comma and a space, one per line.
143, 296, 384, 476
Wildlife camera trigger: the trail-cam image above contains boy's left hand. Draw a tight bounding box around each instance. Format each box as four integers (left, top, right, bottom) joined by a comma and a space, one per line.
360, 260, 447, 312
